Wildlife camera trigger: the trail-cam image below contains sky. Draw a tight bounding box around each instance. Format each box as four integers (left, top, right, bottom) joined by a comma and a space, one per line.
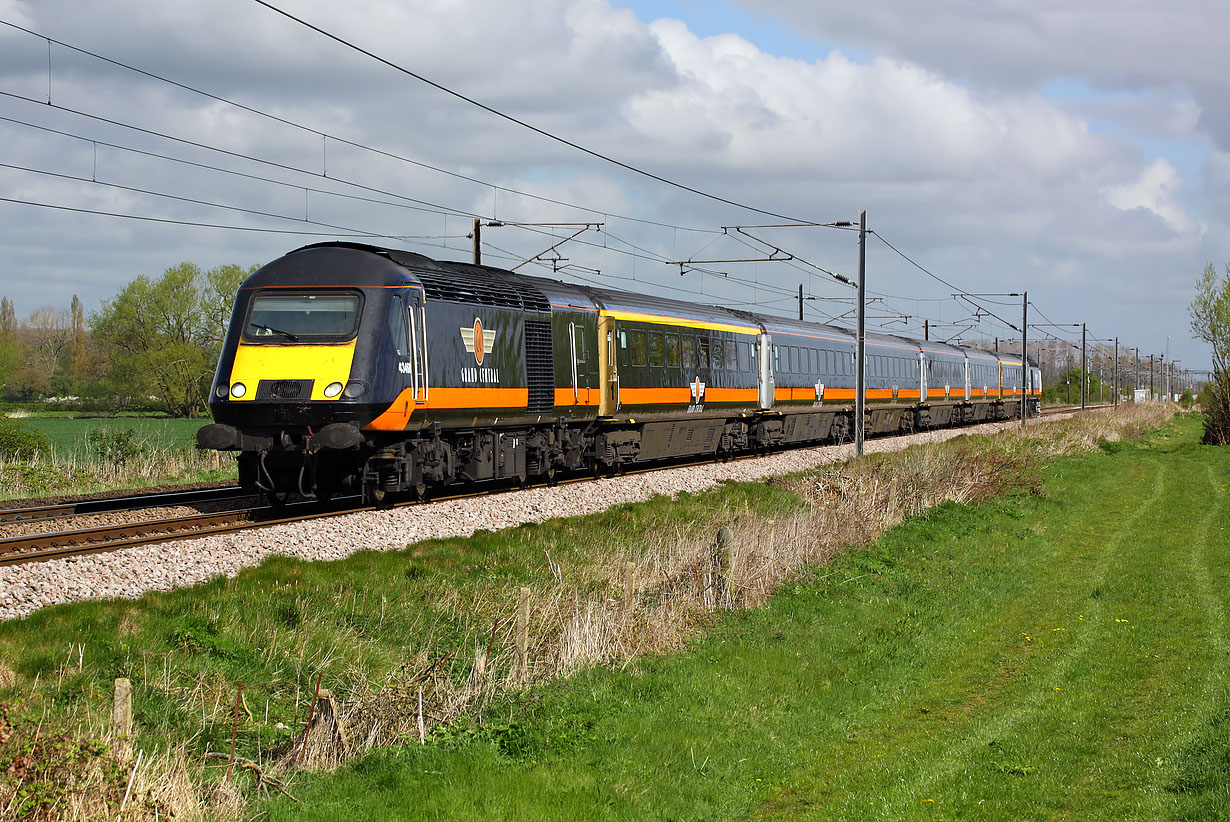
0, 0, 1221, 374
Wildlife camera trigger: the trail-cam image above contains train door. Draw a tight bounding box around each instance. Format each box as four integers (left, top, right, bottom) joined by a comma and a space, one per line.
758, 333, 774, 408
964, 358, 972, 400
407, 292, 429, 404
598, 314, 618, 416
564, 318, 595, 406
919, 351, 928, 402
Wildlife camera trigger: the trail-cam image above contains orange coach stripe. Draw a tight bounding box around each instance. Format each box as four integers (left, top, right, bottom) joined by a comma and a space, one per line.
618, 387, 693, 404
702, 387, 759, 402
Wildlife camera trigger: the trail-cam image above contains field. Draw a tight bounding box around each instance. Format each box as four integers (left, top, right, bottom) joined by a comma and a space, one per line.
21, 415, 206, 460
2, 407, 1226, 820
0, 414, 232, 499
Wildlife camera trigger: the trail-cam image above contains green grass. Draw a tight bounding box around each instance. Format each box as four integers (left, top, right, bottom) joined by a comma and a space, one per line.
253, 414, 1230, 820
20, 415, 205, 460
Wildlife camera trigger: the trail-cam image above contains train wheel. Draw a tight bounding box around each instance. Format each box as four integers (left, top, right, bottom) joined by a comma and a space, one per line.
412, 482, 428, 501
545, 467, 558, 487
265, 490, 290, 508
363, 481, 388, 507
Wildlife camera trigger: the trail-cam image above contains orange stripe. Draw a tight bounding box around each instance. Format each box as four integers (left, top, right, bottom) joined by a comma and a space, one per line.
428, 387, 528, 409
364, 386, 531, 431
553, 387, 599, 407
617, 386, 760, 405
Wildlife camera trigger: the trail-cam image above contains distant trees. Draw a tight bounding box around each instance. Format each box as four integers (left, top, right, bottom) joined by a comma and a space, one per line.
90, 262, 253, 418
0, 261, 254, 416
1189, 263, 1230, 444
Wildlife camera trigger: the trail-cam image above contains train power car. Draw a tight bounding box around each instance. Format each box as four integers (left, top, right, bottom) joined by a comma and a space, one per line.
197, 243, 1041, 504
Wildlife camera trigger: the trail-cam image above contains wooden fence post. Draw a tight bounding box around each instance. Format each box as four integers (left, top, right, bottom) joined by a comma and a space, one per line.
622, 561, 636, 620
113, 678, 132, 738
514, 587, 531, 681
716, 527, 735, 606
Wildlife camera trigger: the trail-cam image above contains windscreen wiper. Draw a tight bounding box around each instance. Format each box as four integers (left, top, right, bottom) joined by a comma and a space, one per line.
249, 322, 300, 342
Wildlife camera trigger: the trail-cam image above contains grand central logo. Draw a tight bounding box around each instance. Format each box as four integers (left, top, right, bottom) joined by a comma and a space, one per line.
460, 319, 500, 384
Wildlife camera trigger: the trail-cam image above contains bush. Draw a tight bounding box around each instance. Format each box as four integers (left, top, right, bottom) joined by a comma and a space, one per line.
1180, 389, 1195, 409
86, 428, 145, 465
0, 417, 48, 459
1201, 373, 1230, 445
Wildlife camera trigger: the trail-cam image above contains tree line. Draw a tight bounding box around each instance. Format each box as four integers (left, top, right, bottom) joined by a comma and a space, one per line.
0, 263, 256, 418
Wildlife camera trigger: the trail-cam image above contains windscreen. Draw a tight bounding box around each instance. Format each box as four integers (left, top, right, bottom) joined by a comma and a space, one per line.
246, 293, 360, 341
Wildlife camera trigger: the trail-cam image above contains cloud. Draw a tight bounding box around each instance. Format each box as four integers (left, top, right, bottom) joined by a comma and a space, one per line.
1104, 159, 1204, 243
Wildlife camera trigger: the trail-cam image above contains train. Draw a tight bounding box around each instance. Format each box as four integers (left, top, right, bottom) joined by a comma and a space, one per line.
197, 242, 1041, 504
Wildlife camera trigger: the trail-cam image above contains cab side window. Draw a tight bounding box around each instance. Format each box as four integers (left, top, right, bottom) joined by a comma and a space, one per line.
389, 294, 409, 357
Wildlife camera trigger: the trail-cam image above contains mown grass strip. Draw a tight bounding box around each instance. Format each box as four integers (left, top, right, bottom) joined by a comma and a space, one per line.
256, 414, 1230, 821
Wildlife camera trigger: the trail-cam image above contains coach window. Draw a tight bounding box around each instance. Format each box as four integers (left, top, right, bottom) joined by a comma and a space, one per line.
698, 337, 711, 369
711, 339, 724, 370
681, 336, 696, 370
575, 327, 586, 363
648, 332, 664, 367
665, 334, 680, 367
630, 330, 647, 367
726, 340, 738, 370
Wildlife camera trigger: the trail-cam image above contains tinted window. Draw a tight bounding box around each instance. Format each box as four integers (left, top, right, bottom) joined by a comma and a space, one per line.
248, 292, 360, 340
648, 332, 664, 367
711, 339, 724, 370
665, 334, 680, 367
388, 294, 409, 357
726, 340, 738, 370
575, 327, 586, 363
630, 330, 647, 366
682, 336, 696, 370
699, 338, 710, 369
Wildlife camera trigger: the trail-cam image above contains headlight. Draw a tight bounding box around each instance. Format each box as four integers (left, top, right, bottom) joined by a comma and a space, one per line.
230, 382, 247, 398
215, 385, 228, 398
323, 382, 343, 398
342, 380, 367, 398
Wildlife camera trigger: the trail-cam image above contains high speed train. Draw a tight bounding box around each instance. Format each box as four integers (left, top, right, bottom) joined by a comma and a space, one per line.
197, 242, 1041, 503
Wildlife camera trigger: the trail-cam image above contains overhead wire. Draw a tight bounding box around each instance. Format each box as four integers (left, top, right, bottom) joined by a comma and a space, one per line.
251, 0, 822, 225
0, 19, 723, 236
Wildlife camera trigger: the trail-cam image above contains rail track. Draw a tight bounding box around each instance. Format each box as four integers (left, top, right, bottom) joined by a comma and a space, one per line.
0, 486, 249, 525
0, 404, 1109, 568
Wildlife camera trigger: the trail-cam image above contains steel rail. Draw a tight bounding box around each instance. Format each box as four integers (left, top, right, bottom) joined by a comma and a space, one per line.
0, 486, 248, 525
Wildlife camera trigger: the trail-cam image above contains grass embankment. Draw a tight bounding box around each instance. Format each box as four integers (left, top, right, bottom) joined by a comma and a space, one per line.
0, 415, 232, 500
256, 412, 1230, 821
0, 406, 1210, 819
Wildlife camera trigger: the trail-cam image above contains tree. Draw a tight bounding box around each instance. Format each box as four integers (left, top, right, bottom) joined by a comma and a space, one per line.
90, 262, 254, 417
1188, 263, 1230, 443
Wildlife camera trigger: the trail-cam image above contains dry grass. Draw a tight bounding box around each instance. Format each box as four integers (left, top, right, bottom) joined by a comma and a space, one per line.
0, 448, 228, 500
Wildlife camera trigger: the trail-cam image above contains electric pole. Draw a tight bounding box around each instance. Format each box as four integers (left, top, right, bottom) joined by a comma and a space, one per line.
1081, 323, 1087, 410
855, 210, 867, 457
1021, 291, 1028, 426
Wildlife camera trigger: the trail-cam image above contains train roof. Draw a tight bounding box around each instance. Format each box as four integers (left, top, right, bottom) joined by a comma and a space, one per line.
749, 315, 854, 346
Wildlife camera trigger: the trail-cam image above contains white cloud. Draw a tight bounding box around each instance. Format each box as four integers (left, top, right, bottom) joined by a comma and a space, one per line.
1104, 159, 1203, 243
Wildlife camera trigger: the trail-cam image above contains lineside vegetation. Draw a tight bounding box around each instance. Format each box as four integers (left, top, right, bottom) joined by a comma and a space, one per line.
0, 405, 1184, 819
